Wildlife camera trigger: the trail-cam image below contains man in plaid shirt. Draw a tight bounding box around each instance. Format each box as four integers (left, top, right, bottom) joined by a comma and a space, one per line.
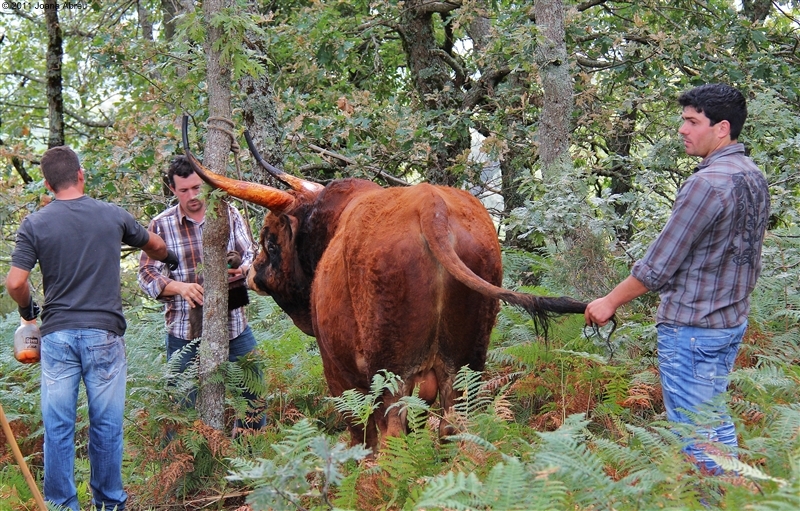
138, 155, 265, 432
585, 84, 770, 474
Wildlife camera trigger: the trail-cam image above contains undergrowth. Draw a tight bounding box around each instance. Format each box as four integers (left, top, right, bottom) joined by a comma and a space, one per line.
1, 230, 799, 510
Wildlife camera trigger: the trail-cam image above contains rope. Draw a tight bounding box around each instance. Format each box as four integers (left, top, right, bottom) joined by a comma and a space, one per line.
583, 316, 618, 361
206, 116, 240, 154
205, 116, 255, 243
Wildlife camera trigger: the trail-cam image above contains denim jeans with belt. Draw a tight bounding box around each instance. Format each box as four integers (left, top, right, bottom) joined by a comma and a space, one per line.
41, 329, 128, 511
166, 325, 265, 429
657, 321, 747, 472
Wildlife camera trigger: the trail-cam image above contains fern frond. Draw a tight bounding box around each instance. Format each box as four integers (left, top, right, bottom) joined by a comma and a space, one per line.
388, 393, 433, 432
624, 424, 682, 464
731, 365, 799, 401
481, 458, 544, 510
453, 365, 493, 417
764, 404, 800, 444
447, 432, 501, 454
708, 455, 788, 486
271, 418, 323, 458
414, 471, 485, 511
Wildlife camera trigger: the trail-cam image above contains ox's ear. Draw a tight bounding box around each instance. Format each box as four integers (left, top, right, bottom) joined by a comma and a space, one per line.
282, 213, 300, 243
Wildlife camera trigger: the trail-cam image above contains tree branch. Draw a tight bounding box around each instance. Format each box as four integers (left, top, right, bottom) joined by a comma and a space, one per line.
64, 107, 114, 128
415, 1, 462, 15
575, 0, 611, 12
431, 48, 466, 86
0, 71, 45, 84
306, 142, 410, 186
462, 66, 511, 110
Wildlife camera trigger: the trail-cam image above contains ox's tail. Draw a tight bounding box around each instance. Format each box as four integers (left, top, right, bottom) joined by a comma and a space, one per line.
421, 194, 587, 338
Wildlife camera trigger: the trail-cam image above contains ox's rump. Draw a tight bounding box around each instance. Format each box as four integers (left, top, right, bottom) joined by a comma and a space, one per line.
309, 184, 502, 398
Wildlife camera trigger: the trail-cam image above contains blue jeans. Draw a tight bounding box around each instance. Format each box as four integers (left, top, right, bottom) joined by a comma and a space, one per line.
41, 329, 128, 511
657, 322, 747, 472
166, 325, 265, 429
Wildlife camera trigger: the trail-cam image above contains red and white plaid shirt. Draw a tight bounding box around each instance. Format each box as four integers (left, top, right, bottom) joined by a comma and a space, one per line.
138, 201, 256, 340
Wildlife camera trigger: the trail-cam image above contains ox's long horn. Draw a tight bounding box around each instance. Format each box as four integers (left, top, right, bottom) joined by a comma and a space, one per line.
181, 115, 295, 212
244, 130, 324, 193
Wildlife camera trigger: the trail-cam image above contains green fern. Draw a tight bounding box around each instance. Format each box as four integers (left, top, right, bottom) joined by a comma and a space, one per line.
415, 457, 570, 511
453, 365, 493, 418
228, 419, 370, 511
328, 370, 402, 445
371, 420, 440, 510
731, 365, 799, 404
413, 471, 487, 511
530, 414, 623, 508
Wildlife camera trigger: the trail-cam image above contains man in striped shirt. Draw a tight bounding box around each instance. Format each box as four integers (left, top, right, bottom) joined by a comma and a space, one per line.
138, 155, 265, 432
585, 83, 770, 473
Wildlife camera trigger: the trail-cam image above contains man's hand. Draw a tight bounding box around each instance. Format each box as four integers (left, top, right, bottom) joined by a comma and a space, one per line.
584, 297, 617, 327
19, 297, 41, 321
161, 249, 180, 271
584, 275, 649, 327
176, 282, 204, 308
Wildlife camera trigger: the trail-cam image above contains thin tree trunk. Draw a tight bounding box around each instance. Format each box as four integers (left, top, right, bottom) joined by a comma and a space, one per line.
44, 5, 64, 148
197, 0, 233, 431
607, 107, 638, 241
398, 0, 469, 186
241, 66, 284, 186
535, 0, 571, 180
240, 1, 284, 187
137, 0, 154, 41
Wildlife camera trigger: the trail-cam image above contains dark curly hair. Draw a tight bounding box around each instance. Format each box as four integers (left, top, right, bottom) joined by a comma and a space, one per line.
678, 83, 747, 140
165, 155, 196, 188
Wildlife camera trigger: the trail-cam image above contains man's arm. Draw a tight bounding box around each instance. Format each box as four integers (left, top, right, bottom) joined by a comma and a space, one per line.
584, 275, 649, 326
158, 280, 204, 308
140, 231, 167, 262
5, 266, 31, 308
137, 230, 203, 308
5, 266, 39, 320
139, 231, 179, 271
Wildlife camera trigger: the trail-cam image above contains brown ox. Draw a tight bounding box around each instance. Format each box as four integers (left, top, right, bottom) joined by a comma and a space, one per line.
182, 118, 588, 450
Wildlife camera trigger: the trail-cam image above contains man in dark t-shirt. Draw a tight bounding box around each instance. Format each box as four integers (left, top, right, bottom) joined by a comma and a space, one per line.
5, 145, 177, 511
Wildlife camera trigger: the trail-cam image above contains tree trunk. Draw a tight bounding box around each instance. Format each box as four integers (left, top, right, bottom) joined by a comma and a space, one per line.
607, 107, 638, 241
534, 0, 571, 180
44, 5, 64, 148
197, 0, 233, 431
397, 0, 469, 186
137, 0, 154, 42
240, 2, 284, 187
742, 0, 773, 22
161, 0, 193, 43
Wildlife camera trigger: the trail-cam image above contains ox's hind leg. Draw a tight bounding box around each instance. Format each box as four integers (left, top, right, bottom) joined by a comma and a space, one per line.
346, 417, 379, 453
379, 390, 408, 443
435, 369, 459, 439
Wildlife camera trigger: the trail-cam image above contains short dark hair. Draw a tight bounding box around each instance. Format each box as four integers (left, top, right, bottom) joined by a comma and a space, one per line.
166, 155, 196, 188
40, 146, 81, 192
678, 83, 747, 140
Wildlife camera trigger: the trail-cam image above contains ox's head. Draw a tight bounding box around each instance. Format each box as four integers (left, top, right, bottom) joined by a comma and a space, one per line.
181, 116, 324, 335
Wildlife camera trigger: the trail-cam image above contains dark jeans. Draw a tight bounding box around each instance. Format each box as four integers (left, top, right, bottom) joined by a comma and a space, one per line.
166, 325, 266, 429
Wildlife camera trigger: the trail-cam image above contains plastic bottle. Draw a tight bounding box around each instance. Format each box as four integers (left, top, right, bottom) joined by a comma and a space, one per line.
14, 318, 41, 364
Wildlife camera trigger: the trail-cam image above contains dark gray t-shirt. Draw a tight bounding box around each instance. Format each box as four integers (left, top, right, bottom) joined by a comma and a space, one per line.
11, 195, 151, 336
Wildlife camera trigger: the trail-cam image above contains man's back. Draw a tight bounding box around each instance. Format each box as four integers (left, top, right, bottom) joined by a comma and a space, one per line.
633, 144, 770, 328
12, 196, 150, 336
